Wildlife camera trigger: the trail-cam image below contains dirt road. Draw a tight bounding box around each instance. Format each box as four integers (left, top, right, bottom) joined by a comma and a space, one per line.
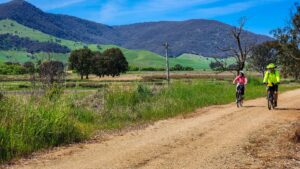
7, 89, 300, 169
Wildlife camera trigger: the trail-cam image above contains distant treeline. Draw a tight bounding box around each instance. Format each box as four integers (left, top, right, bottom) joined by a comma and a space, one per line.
129, 64, 194, 71
0, 34, 70, 53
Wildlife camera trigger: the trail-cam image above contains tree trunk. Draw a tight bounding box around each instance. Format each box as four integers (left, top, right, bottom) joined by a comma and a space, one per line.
86, 74, 89, 79
80, 74, 83, 80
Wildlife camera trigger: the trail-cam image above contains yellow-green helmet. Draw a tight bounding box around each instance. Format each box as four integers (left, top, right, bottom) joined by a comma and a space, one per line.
266, 63, 276, 69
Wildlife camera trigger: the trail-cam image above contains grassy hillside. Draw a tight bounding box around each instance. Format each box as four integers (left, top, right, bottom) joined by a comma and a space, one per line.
170, 54, 235, 70
0, 19, 234, 70
0, 19, 86, 50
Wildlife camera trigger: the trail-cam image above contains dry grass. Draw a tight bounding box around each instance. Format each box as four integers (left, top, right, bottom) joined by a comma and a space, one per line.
244, 121, 300, 169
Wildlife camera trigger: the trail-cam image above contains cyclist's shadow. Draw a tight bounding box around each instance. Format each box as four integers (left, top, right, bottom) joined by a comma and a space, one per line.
274, 108, 300, 111
242, 105, 265, 108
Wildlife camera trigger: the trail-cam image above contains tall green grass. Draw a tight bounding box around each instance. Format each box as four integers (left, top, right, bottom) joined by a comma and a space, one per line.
1, 78, 299, 163
99, 79, 300, 129
0, 92, 97, 163
100, 80, 250, 128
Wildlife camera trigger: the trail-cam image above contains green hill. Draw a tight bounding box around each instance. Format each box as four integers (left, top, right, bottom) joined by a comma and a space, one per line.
0, 19, 234, 70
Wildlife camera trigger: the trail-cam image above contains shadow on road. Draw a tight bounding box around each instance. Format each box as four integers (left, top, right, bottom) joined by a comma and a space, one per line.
275, 108, 300, 111
243, 105, 265, 108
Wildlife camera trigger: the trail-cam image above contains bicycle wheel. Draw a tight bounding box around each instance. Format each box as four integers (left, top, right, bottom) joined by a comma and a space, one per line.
239, 97, 243, 107
268, 99, 272, 110
236, 91, 243, 108
267, 92, 273, 110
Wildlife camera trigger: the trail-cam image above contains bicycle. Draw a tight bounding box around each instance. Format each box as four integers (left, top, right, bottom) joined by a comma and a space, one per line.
236, 85, 244, 108
266, 83, 277, 110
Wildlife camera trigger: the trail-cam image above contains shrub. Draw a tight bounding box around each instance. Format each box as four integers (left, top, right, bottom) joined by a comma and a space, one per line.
0, 62, 27, 75
141, 67, 165, 71
129, 66, 140, 71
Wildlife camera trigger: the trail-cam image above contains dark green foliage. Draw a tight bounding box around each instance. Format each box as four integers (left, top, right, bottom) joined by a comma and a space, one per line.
128, 66, 140, 71
170, 64, 194, 71
249, 42, 278, 75
140, 67, 165, 71
92, 51, 105, 77
272, 3, 300, 80
0, 62, 26, 75
0, 34, 70, 53
23, 61, 35, 74
102, 48, 128, 77
90, 48, 128, 77
69, 48, 93, 80
209, 61, 225, 71
171, 64, 184, 71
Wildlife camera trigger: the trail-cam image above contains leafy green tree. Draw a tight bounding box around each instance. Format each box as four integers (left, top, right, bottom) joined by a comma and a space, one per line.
102, 48, 128, 77
272, 3, 300, 79
92, 51, 106, 77
23, 61, 35, 74
69, 48, 93, 80
171, 64, 184, 71
249, 41, 278, 76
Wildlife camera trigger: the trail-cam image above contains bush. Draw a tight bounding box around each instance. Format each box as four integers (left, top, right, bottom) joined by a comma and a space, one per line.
129, 66, 140, 71
170, 64, 194, 71
140, 67, 165, 71
0, 62, 27, 75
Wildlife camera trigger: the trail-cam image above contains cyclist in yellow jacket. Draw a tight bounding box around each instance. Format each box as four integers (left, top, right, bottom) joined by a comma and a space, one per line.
263, 63, 280, 107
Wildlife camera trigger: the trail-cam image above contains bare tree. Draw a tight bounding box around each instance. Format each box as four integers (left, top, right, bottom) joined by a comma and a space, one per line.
219, 17, 254, 75
39, 61, 65, 87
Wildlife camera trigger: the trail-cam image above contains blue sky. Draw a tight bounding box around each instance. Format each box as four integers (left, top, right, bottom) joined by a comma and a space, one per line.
0, 0, 297, 36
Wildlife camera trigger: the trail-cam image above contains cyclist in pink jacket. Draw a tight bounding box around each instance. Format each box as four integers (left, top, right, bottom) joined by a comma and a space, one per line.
233, 71, 248, 100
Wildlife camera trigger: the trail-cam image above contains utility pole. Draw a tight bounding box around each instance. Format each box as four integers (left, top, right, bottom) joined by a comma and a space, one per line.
164, 42, 170, 84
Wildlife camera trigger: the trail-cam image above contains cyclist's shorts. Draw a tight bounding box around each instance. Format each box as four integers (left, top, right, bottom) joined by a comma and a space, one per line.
237, 85, 245, 95
267, 85, 278, 92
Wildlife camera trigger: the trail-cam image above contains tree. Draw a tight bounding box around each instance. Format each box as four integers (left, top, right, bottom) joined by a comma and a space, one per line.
23, 61, 35, 74
248, 41, 278, 76
69, 48, 93, 80
39, 61, 64, 85
171, 64, 184, 71
102, 48, 128, 77
92, 51, 106, 77
219, 17, 254, 74
272, 3, 300, 79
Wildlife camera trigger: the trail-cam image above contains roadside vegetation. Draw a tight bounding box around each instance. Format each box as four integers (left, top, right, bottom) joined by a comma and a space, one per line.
1, 76, 300, 163
0, 89, 97, 163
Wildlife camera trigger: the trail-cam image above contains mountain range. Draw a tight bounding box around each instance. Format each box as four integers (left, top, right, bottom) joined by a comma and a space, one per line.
0, 0, 272, 57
